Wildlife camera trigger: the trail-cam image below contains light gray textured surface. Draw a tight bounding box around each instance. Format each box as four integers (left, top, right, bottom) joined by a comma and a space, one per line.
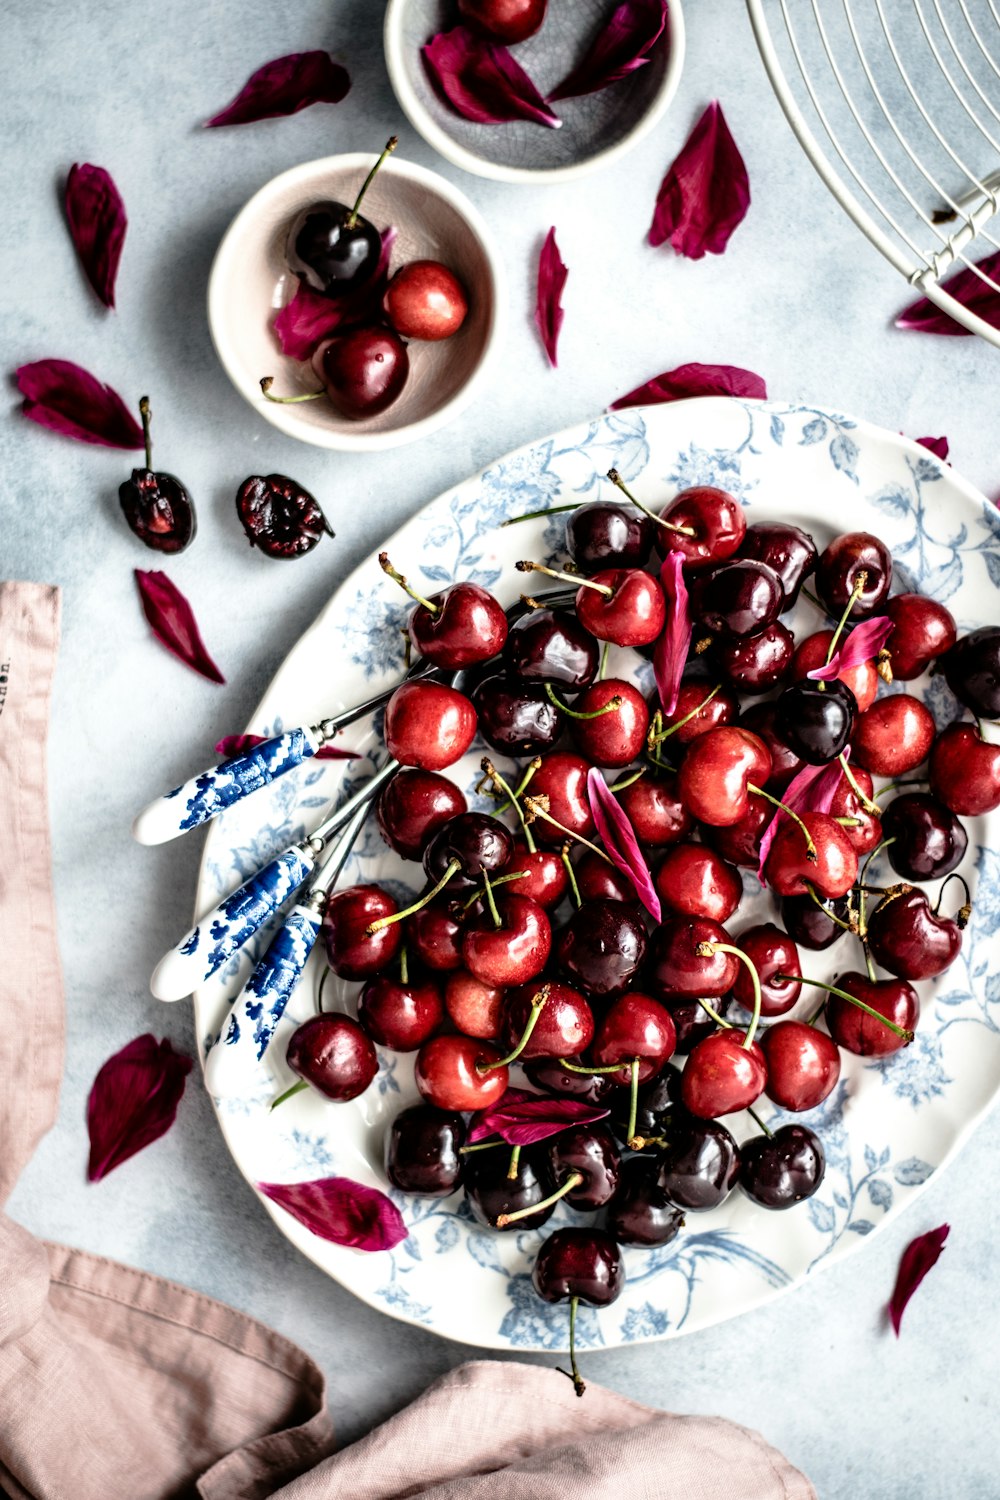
2, 3, 997, 1495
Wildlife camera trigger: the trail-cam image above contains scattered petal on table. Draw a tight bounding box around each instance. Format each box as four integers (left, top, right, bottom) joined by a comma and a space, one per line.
87, 1034, 193, 1181
895, 251, 1000, 336
64, 163, 127, 309
535, 227, 568, 368
135, 570, 225, 684
888, 1223, 950, 1335
915, 434, 949, 460
15, 359, 144, 448
611, 361, 766, 410
649, 101, 750, 259
205, 51, 350, 127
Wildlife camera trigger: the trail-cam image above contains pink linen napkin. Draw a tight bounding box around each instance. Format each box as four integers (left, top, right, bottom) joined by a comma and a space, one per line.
0, 580, 815, 1500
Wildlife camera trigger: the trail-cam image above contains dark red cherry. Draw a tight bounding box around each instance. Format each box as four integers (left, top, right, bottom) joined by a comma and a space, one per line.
607, 1157, 686, 1246
761, 1022, 840, 1111
383, 681, 477, 771
120, 399, 195, 553
790, 629, 878, 711
461, 893, 551, 987
930, 722, 1000, 816
377, 769, 467, 860
444, 970, 504, 1038
236, 473, 332, 559
702, 792, 774, 868
677, 726, 772, 826
407, 898, 464, 971
322, 883, 403, 979
739, 1124, 825, 1208
527, 752, 595, 847
590, 993, 677, 1086
881, 792, 968, 881
423, 812, 514, 887
614, 772, 693, 846
942, 626, 1000, 718
884, 593, 956, 680
680, 1029, 767, 1118
827, 762, 882, 856
763, 811, 858, 899
573, 848, 639, 905
415, 1034, 508, 1110
780, 892, 852, 950
732, 923, 802, 1016
816, 531, 892, 618
546, 1124, 621, 1209
693, 559, 783, 639
712, 621, 795, 695
607, 1067, 680, 1149
501, 840, 569, 909
647, 916, 739, 1001
656, 1114, 740, 1210
556, 899, 647, 998
660, 678, 740, 744
458, 0, 547, 43
653, 843, 742, 923
357, 973, 444, 1050
736, 522, 817, 607
668, 995, 735, 1054
384, 260, 467, 340
825, 972, 918, 1056
739, 702, 806, 789
569, 679, 649, 767
286, 149, 387, 296
312, 326, 409, 420
575, 568, 666, 648
866, 887, 965, 980
502, 980, 594, 1060
286, 1014, 377, 1101
384, 1105, 466, 1195
531, 1227, 624, 1307
852, 693, 935, 777
406, 580, 507, 668
658, 486, 746, 570
472, 673, 561, 756
523, 1057, 616, 1105
505, 607, 599, 689
466, 1147, 555, 1232
566, 499, 654, 574
774, 678, 856, 765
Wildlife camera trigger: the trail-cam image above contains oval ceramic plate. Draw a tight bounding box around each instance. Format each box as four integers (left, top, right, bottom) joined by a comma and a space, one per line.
194, 398, 1000, 1352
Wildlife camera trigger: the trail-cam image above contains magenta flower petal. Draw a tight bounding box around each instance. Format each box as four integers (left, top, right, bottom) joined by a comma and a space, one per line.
422, 26, 561, 129
274, 228, 397, 359
65, 164, 127, 309
548, 0, 669, 102
214, 733, 356, 762
611, 361, 766, 411
258, 1176, 408, 1251
653, 549, 691, 718
587, 767, 661, 922
896, 251, 1000, 336
916, 434, 949, 460
87, 1034, 193, 1181
468, 1091, 610, 1146
205, 51, 350, 127
756, 753, 851, 881
135, 570, 225, 684
15, 359, 143, 448
649, 101, 750, 259
535, 227, 568, 368
806, 617, 893, 683
888, 1223, 950, 1335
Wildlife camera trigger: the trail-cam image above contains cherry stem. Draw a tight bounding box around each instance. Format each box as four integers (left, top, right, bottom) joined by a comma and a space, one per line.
863, 939, 877, 983
746, 1105, 773, 1139
523, 796, 613, 865
696, 997, 733, 1029
399, 944, 408, 986
625, 1058, 642, 1148
500, 502, 579, 527
507, 1145, 521, 1181
270, 1078, 309, 1111
544, 682, 621, 720
747, 784, 817, 863
838, 754, 879, 815
805, 1000, 827, 1027
259, 376, 324, 403
378, 552, 438, 614
480, 758, 535, 852
606, 468, 696, 537
556, 1296, 587, 1399
317, 966, 334, 1014
366, 859, 460, 933
611, 766, 646, 793
459, 1140, 506, 1155
824, 572, 867, 664
515, 560, 613, 597
874, 780, 925, 800
138, 396, 153, 470
478, 985, 550, 1072
697, 942, 762, 1049
461, 869, 528, 912
800, 585, 827, 613
599, 640, 610, 681
650, 683, 722, 744
561, 844, 583, 909
496, 1171, 584, 1227
936, 871, 972, 928
782, 976, 914, 1041
804, 883, 856, 932
492, 756, 541, 819
558, 1058, 629, 1075
347, 135, 397, 228
834, 816, 861, 828
481, 867, 501, 929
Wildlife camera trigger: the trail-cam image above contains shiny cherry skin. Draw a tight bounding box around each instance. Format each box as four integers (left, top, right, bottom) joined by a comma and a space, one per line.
357, 973, 444, 1051
736, 522, 817, 607
884, 593, 957, 680
384, 260, 467, 340
471, 673, 561, 756
444, 970, 504, 1039
383, 681, 477, 771
881, 793, 968, 881
702, 792, 774, 867
693, 559, 783, 639
827, 762, 882, 856
658, 487, 747, 570
607, 1157, 686, 1246
668, 995, 735, 1054
763, 811, 858, 899
681, 1030, 767, 1118
286, 199, 380, 297
414, 1034, 509, 1111
678, 727, 772, 826
825, 972, 918, 1056
653, 843, 742, 923
732, 923, 802, 1016
575, 568, 666, 648
566, 499, 654, 574
458, 0, 547, 43
501, 840, 568, 909
647, 916, 739, 1001
527, 753, 595, 847
816, 531, 892, 618
503, 980, 594, 1060
377, 769, 467, 860
466, 1147, 555, 1233
790, 628, 878, 711
569, 680, 649, 767
943, 626, 1000, 717
739, 1125, 825, 1208
739, 703, 806, 788
384, 1105, 466, 1196
712, 621, 795, 696
322, 884, 403, 979
312, 327, 408, 419
853, 692, 937, 777
866, 888, 964, 980
590, 992, 677, 1086
423, 812, 514, 887
930, 722, 1000, 816
407, 580, 507, 668
660, 678, 739, 744
531, 1227, 625, 1307
775, 678, 857, 765
286, 1014, 377, 1102
407, 898, 463, 971
761, 1022, 840, 1111
556, 899, 647, 998
546, 1124, 621, 1209
461, 893, 551, 987
781, 892, 852, 950
614, 772, 693, 846
607, 1067, 680, 1150
573, 848, 639, 904
523, 1057, 616, 1105
505, 607, 599, 689
656, 1114, 740, 1210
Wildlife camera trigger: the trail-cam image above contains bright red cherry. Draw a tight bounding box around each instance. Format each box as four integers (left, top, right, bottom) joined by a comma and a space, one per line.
526, 752, 594, 847
761, 1021, 840, 1111
569, 679, 649, 767
763, 811, 858, 899
732, 923, 802, 1016
647, 916, 739, 1001
824, 973, 918, 1056
383, 681, 477, 770
501, 840, 568, 909
884, 593, 956, 680
827, 762, 882, 856
866, 887, 966, 980
930, 722, 1000, 815
384, 260, 468, 340
458, 0, 547, 43
681, 1030, 767, 1118
503, 980, 594, 1060
311, 326, 408, 419
678, 726, 772, 826
376, 768, 467, 860
613, 772, 693, 846
590, 993, 677, 1086
444, 970, 504, 1039
852, 693, 935, 777
404, 578, 507, 668
658, 486, 746, 570
357, 972, 444, 1051
653, 843, 742, 923
461, 893, 551, 987
407, 898, 464, 971
322, 884, 403, 979
286, 1014, 377, 1102
575, 569, 666, 647
790, 629, 877, 712
414, 1034, 509, 1111
659, 679, 739, 744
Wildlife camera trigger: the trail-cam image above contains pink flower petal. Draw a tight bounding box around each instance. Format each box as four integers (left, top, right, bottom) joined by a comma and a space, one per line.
87, 1034, 193, 1181
611, 361, 766, 411
258, 1176, 407, 1251
205, 51, 350, 127
587, 767, 661, 921
916, 435, 949, 461
649, 101, 750, 259
422, 26, 561, 129
548, 0, 669, 102
888, 1223, 950, 1335
15, 360, 144, 448
653, 550, 691, 718
135, 570, 225, 684
806, 618, 893, 683
274, 228, 397, 360
896, 251, 1000, 336
535, 227, 568, 368
756, 752, 851, 882
214, 733, 356, 762
65, 164, 127, 309
468, 1091, 610, 1146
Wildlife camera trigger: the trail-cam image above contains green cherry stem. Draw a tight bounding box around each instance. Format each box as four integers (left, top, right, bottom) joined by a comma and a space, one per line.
838, 753, 880, 815
746, 1105, 773, 1138
500, 502, 579, 527
481, 867, 501, 929
477, 985, 551, 1072
625, 1057, 642, 1148
606, 468, 696, 537
138, 396, 153, 471
558, 1058, 630, 1075
480, 757, 535, 852
599, 640, 610, 681
523, 796, 613, 865
270, 1078, 309, 1111
649, 683, 722, 743
778, 975, 914, 1041
260, 376, 324, 404
610, 766, 646, 793
516, 560, 612, 596
544, 682, 622, 719
346, 135, 397, 228
366, 859, 461, 933
556, 1295, 587, 1399
747, 784, 818, 863
824, 572, 868, 665
561, 844, 583, 909
459, 1140, 507, 1155
804, 883, 857, 932
461, 869, 528, 912
857, 836, 897, 937
697, 942, 762, 1049
495, 1171, 585, 1228
695, 997, 733, 1029
399, 944, 409, 985
379, 551, 438, 614
507, 1145, 521, 1181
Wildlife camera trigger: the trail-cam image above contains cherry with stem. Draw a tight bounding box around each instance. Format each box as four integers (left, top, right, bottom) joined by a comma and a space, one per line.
365, 859, 462, 934
477, 985, 551, 1073
776, 975, 914, 1040
605, 468, 696, 537
697, 942, 763, 1049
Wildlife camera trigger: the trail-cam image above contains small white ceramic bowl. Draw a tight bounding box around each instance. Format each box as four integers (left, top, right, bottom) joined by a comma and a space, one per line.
207, 154, 506, 451
384, 0, 686, 185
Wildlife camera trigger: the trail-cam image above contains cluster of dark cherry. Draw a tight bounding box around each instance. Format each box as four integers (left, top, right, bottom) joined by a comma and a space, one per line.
279, 478, 1000, 1393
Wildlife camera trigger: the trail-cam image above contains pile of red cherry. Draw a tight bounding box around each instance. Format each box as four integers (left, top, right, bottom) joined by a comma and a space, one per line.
277, 477, 1000, 1392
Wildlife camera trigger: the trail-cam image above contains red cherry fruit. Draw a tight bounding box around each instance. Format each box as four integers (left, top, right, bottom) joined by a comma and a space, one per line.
461, 893, 552, 987
590, 993, 677, 1085
653, 843, 742, 923
286, 1014, 378, 1102
383, 681, 477, 771
703, 792, 775, 868
407, 581, 507, 668
384, 260, 468, 341
527, 752, 595, 847
503, 981, 594, 1060
733, 923, 802, 1016
885, 593, 957, 680
661, 679, 739, 744
415, 1034, 509, 1111
761, 1022, 841, 1111
311, 326, 409, 419
573, 848, 638, 904
678, 727, 772, 826
614, 772, 693, 847
930, 722, 1000, 815
444, 970, 504, 1039
357, 974, 444, 1051
825, 973, 918, 1056
791, 630, 877, 712
647, 916, 739, 1001
815, 531, 892, 619
322, 884, 403, 979
407, 899, 464, 971
501, 840, 568, 909
575, 569, 666, 647
713, 621, 795, 696
852, 694, 935, 777
763, 811, 858, 899
827, 762, 882, 856
658, 487, 747, 570
457, 0, 547, 43
376, 769, 467, 860
681, 1030, 767, 1118
865, 887, 964, 980
570, 680, 649, 767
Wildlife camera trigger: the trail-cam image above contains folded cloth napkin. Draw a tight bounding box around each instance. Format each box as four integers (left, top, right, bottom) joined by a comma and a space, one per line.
0, 581, 815, 1500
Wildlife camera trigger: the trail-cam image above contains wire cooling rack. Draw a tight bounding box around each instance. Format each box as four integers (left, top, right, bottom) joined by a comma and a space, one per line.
746, 0, 1000, 344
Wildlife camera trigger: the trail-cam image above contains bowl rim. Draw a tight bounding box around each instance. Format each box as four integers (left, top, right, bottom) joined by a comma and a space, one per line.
206, 153, 508, 452
383, 0, 687, 185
